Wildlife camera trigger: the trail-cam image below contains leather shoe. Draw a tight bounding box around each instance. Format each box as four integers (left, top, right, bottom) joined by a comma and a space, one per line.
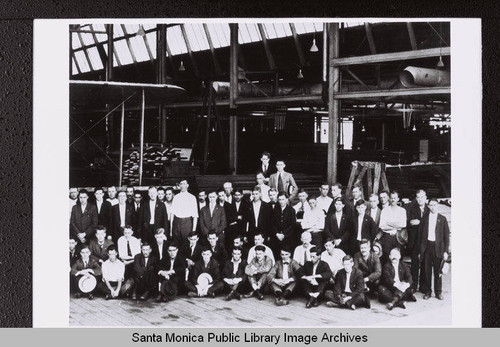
105, 294, 111, 300
207, 291, 216, 298
423, 294, 431, 300
139, 291, 149, 301
187, 291, 197, 297
386, 303, 394, 310
326, 301, 336, 308
306, 298, 314, 308
243, 291, 255, 299
312, 299, 319, 307
74, 293, 82, 299
436, 294, 444, 300
408, 295, 417, 302
256, 290, 264, 300
396, 302, 406, 309
88, 294, 94, 300
155, 295, 164, 303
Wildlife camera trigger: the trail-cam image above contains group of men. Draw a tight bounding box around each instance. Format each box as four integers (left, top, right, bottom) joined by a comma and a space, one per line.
69, 152, 450, 311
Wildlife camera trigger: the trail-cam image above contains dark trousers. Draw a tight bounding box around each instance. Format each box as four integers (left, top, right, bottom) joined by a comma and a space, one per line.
301, 279, 327, 299
324, 290, 367, 307
223, 278, 249, 294
160, 279, 182, 298
422, 241, 443, 295
270, 281, 297, 296
172, 217, 193, 247
98, 280, 127, 296
377, 285, 413, 304
379, 233, 399, 264
184, 280, 224, 296
407, 228, 421, 290
310, 232, 324, 250
134, 271, 158, 296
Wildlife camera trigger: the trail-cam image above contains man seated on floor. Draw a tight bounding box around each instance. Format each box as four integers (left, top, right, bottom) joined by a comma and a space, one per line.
180, 232, 203, 272
88, 226, 114, 264
245, 245, 273, 300
321, 238, 346, 282
117, 225, 141, 280
247, 233, 275, 265
206, 231, 228, 269
100, 245, 126, 300
301, 197, 326, 248
185, 248, 224, 298
293, 231, 314, 266
324, 255, 370, 310
267, 246, 301, 306
378, 248, 416, 310
70, 245, 102, 300
299, 246, 332, 308
222, 246, 248, 301
353, 239, 382, 296
156, 242, 186, 302
131, 242, 158, 301
151, 228, 169, 261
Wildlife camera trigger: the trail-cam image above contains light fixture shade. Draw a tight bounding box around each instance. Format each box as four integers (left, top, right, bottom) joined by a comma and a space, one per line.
297, 69, 304, 79
310, 38, 319, 52
361, 125, 366, 132
437, 56, 445, 68
185, 126, 189, 132
179, 60, 186, 72
137, 25, 146, 37
242, 126, 246, 132
412, 124, 417, 131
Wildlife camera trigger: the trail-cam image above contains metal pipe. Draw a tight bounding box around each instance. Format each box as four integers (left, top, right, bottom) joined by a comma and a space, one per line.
212, 81, 322, 97
119, 102, 125, 186
322, 23, 328, 82
399, 66, 450, 88
139, 88, 145, 185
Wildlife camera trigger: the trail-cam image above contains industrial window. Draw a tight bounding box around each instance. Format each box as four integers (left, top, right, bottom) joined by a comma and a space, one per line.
238, 23, 262, 44
87, 46, 103, 70
113, 38, 134, 65
206, 23, 230, 48
184, 24, 210, 52
74, 50, 91, 73
166, 25, 188, 55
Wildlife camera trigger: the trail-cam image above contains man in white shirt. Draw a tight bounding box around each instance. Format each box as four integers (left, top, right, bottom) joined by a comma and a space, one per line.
316, 183, 333, 215
117, 225, 141, 280
301, 197, 325, 248
379, 248, 415, 310
171, 180, 198, 247
69, 187, 78, 218
321, 238, 346, 279
293, 189, 311, 222
100, 245, 126, 300
293, 231, 314, 266
223, 182, 234, 205
247, 233, 275, 265
378, 190, 407, 264
106, 186, 118, 206
255, 172, 271, 203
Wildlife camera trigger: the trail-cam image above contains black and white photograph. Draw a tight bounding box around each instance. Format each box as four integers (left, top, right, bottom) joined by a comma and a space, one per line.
33, 18, 482, 328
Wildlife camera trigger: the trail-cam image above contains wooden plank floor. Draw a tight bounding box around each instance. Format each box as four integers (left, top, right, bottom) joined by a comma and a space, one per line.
70, 267, 451, 327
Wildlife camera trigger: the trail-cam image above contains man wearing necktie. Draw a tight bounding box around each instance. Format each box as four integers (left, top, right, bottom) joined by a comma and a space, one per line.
131, 242, 158, 301
259, 151, 273, 183
88, 226, 114, 263
70, 245, 102, 300
156, 242, 187, 302
269, 160, 298, 201
299, 246, 332, 308
268, 247, 301, 306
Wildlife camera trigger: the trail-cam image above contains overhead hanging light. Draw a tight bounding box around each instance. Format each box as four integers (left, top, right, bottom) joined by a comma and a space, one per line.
297, 69, 304, 79
436, 55, 445, 68
211, 126, 215, 132
361, 124, 366, 132
310, 38, 319, 52
185, 126, 189, 132
436, 23, 445, 69
179, 60, 186, 72
137, 25, 146, 37
412, 124, 417, 132
242, 126, 246, 132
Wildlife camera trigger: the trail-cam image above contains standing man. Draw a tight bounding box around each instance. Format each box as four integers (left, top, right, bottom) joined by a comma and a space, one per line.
324, 198, 351, 254
268, 246, 301, 306
106, 186, 119, 206
299, 246, 332, 308
156, 242, 186, 302
171, 180, 198, 247
350, 200, 378, 254
157, 187, 166, 203
245, 186, 272, 244
70, 189, 98, 245
164, 187, 175, 233
367, 193, 382, 226
407, 189, 429, 290
316, 183, 333, 215
199, 191, 227, 242
268, 188, 279, 210
259, 151, 274, 182
111, 190, 136, 243
419, 198, 449, 300
94, 187, 112, 232
301, 197, 326, 248
271, 192, 297, 257
255, 172, 271, 203
197, 190, 207, 212
269, 160, 298, 201
132, 190, 143, 232
378, 190, 407, 264
223, 182, 234, 205
139, 186, 169, 245
69, 187, 79, 218
328, 183, 352, 217
125, 186, 135, 206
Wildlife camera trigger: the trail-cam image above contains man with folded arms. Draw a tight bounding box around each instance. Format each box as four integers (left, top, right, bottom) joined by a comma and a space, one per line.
271, 192, 297, 258
156, 242, 186, 302
293, 231, 314, 266
88, 226, 114, 263
378, 190, 407, 264
378, 248, 416, 310
100, 245, 125, 300
245, 245, 273, 300
268, 247, 301, 306
247, 233, 275, 265
131, 242, 158, 301
185, 248, 224, 298
70, 245, 102, 300
171, 180, 198, 247
299, 246, 332, 308
301, 197, 326, 248
325, 255, 369, 310
222, 247, 248, 301
353, 239, 382, 296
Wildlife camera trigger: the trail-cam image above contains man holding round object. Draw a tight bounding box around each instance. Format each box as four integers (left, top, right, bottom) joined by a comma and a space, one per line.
70, 245, 102, 300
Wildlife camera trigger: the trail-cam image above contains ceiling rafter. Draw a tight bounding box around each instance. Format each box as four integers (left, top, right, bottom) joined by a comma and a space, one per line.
257, 23, 276, 70
203, 23, 222, 77
289, 23, 306, 67
76, 31, 94, 71
120, 25, 138, 65
180, 24, 200, 77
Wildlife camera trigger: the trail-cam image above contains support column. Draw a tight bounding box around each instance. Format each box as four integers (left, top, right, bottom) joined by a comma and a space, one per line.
105, 24, 114, 151
156, 24, 168, 144
327, 23, 340, 185
229, 24, 239, 175
119, 102, 125, 186
381, 122, 386, 150
139, 88, 145, 185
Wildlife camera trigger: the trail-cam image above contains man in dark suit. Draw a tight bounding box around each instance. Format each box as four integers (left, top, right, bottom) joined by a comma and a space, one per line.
406, 189, 430, 290
70, 189, 98, 245
324, 198, 352, 254
151, 228, 169, 261
180, 232, 203, 270
246, 186, 272, 244
259, 151, 274, 183
419, 198, 450, 300
269, 160, 298, 200
327, 183, 353, 218
350, 200, 378, 254
111, 190, 136, 243
94, 187, 112, 232
268, 247, 301, 306
156, 242, 186, 302
222, 246, 248, 301
69, 237, 80, 293
271, 192, 297, 258
353, 239, 382, 296
88, 226, 114, 263
131, 242, 158, 301
367, 193, 382, 227
139, 186, 169, 245
221, 188, 248, 251
131, 190, 143, 232
70, 245, 102, 299
378, 248, 416, 310
299, 246, 333, 308
206, 231, 228, 269
185, 248, 224, 298
199, 191, 227, 243
325, 255, 370, 310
